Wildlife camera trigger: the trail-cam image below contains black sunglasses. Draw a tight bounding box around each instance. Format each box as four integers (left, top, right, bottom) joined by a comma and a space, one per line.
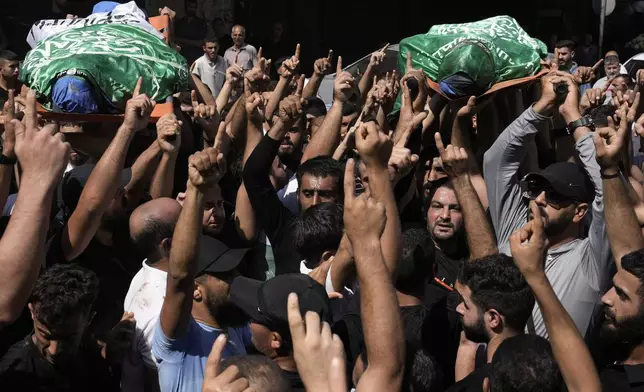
520, 178, 577, 208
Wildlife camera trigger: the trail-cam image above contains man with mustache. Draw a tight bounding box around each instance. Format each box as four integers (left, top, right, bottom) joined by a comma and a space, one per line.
484, 72, 610, 339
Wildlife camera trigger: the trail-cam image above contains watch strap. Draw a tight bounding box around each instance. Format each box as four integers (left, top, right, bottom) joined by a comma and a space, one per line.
566, 116, 593, 135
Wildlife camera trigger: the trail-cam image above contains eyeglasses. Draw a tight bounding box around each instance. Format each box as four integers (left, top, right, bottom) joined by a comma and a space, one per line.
520, 178, 577, 209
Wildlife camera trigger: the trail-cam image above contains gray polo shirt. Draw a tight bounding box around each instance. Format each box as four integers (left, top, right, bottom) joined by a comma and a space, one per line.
223, 44, 258, 72
483, 106, 612, 339
192, 54, 227, 98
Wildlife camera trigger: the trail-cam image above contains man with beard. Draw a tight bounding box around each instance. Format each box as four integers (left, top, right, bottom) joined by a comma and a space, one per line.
484, 72, 610, 338
446, 254, 534, 391
592, 104, 644, 390
153, 148, 252, 392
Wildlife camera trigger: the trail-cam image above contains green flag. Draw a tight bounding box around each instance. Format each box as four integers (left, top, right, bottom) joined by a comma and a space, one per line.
21, 23, 189, 110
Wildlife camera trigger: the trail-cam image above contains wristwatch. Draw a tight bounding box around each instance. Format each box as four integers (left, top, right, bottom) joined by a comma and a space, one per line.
566, 116, 594, 135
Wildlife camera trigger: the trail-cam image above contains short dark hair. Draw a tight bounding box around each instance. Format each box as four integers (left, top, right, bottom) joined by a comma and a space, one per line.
588, 104, 616, 127
397, 226, 435, 294
221, 355, 292, 392
489, 334, 562, 392
130, 216, 177, 259
0, 50, 18, 62
296, 156, 344, 197
402, 345, 443, 392
342, 101, 359, 117
30, 264, 99, 328
203, 34, 218, 46
622, 248, 644, 299
423, 178, 454, 217
294, 202, 343, 265
555, 40, 576, 50
458, 254, 535, 332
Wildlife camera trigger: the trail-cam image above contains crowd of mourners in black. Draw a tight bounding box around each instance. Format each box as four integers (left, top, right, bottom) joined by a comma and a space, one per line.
1, 4, 644, 392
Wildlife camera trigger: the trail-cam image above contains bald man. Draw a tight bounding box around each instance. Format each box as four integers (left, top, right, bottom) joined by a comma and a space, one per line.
122, 198, 182, 392
223, 24, 258, 72
593, 50, 629, 90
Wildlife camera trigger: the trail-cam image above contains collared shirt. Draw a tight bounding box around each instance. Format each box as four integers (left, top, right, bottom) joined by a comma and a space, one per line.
191, 54, 227, 98
223, 44, 258, 72
601, 362, 644, 391
484, 106, 611, 339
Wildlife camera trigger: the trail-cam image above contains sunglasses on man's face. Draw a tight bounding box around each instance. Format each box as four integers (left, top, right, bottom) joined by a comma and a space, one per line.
520, 179, 576, 209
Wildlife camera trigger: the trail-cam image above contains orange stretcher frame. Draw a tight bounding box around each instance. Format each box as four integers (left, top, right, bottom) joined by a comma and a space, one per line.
37, 15, 174, 124
426, 67, 551, 101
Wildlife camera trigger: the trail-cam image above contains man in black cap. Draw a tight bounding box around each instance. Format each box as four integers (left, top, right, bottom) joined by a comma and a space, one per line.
153, 148, 252, 392
484, 72, 610, 339
230, 273, 332, 391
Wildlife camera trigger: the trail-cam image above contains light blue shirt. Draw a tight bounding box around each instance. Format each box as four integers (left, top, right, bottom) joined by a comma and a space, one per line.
152, 318, 251, 392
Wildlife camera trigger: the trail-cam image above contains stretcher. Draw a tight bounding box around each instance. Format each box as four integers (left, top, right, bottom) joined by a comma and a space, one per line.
37, 15, 174, 125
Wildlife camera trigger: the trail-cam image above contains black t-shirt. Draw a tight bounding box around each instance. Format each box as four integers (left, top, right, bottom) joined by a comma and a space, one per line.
600, 363, 644, 391
242, 134, 302, 275
45, 228, 139, 339
445, 363, 491, 392
424, 248, 467, 312
0, 334, 119, 392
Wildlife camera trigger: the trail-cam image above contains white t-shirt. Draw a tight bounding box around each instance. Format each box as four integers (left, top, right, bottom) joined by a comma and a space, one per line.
121, 260, 168, 392
191, 54, 227, 99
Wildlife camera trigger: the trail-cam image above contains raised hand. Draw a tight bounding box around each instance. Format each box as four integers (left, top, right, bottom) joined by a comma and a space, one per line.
202, 334, 254, 392
104, 311, 136, 365
277, 95, 304, 127
12, 91, 70, 189
368, 43, 388, 68
187, 148, 227, 191
287, 293, 347, 392
343, 158, 387, 242
579, 88, 605, 114
191, 90, 221, 139
402, 51, 428, 112
333, 57, 356, 103
593, 103, 629, 170
435, 132, 469, 178
509, 202, 548, 279
123, 77, 155, 131
572, 63, 599, 85
313, 50, 334, 76
388, 145, 418, 184
626, 91, 641, 124
355, 120, 392, 170
364, 79, 388, 117
393, 77, 428, 146
156, 113, 182, 154
244, 58, 270, 93
281, 44, 301, 79
226, 64, 244, 88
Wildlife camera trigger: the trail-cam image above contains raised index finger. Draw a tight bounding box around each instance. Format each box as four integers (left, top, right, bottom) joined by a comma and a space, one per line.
294, 43, 301, 60
191, 90, 199, 109
287, 293, 305, 342
592, 58, 604, 73
434, 132, 446, 157
343, 158, 356, 204
327, 49, 334, 62
529, 201, 544, 236
336, 56, 343, 75
380, 43, 390, 53
133, 77, 143, 96
5, 89, 14, 121
406, 51, 413, 70
205, 334, 227, 379
24, 90, 37, 131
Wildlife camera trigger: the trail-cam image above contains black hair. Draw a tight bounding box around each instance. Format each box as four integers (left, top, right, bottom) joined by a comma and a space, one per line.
458, 254, 535, 333
221, 355, 292, 392
555, 40, 576, 50
294, 202, 344, 266
0, 50, 18, 62
402, 345, 443, 392
342, 101, 359, 117
397, 226, 435, 294
130, 216, 177, 260
30, 264, 99, 328
296, 156, 344, 198
422, 178, 454, 218
621, 248, 644, 299
489, 334, 562, 392
203, 34, 218, 46
613, 74, 634, 89
588, 104, 616, 127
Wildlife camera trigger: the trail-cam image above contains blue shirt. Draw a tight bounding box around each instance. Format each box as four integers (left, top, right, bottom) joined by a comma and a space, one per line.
152, 318, 251, 392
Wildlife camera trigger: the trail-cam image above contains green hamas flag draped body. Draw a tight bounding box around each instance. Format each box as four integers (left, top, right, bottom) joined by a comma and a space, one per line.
20, 23, 189, 110
397, 15, 547, 101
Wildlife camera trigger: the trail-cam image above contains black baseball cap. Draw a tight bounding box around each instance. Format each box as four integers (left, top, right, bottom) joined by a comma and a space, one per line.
522, 162, 592, 203
196, 235, 249, 276
230, 274, 332, 343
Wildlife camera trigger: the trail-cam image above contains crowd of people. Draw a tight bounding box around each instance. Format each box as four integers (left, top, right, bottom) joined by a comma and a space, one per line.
0, 3, 644, 392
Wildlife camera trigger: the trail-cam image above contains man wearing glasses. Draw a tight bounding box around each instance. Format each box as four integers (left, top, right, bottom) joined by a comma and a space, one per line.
484, 72, 611, 339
